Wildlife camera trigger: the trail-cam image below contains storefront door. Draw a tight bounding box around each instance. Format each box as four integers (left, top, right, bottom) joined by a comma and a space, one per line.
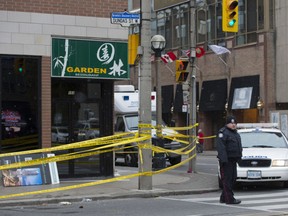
51, 80, 102, 178
52, 99, 101, 177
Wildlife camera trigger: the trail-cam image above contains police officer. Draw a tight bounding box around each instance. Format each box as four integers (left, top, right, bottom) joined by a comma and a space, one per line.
217, 115, 242, 204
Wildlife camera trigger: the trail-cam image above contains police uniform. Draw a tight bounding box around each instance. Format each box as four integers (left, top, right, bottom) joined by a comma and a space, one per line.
216, 116, 242, 204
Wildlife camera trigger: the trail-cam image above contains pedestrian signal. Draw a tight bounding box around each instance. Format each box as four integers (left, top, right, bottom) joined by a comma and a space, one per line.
222, 0, 238, 32
175, 60, 189, 83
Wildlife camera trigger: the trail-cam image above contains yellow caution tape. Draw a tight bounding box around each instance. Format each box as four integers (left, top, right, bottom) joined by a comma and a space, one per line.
0, 135, 151, 170
165, 123, 198, 131
0, 172, 145, 199
0, 152, 197, 199
138, 124, 152, 128
0, 132, 135, 158
0, 122, 217, 199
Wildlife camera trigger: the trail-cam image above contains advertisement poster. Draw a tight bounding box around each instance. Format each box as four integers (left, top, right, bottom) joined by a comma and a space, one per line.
232, 87, 253, 109
2, 168, 42, 187
1, 153, 59, 187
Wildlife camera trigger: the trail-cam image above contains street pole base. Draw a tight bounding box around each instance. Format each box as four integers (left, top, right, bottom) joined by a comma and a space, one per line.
187, 169, 192, 173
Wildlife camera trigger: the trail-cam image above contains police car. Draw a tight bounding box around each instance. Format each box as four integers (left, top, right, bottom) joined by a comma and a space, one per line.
236, 123, 288, 187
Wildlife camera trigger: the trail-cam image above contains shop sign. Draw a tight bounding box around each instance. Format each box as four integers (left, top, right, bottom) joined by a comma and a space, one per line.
52, 38, 129, 80
232, 87, 253, 109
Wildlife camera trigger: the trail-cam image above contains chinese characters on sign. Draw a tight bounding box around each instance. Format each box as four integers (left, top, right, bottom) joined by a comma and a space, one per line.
52, 38, 129, 80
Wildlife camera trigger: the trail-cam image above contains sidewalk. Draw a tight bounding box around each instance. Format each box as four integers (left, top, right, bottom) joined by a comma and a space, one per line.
0, 151, 219, 207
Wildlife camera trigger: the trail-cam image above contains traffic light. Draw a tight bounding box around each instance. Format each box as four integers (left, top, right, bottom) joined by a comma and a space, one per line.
175, 60, 189, 83
14, 58, 25, 74
222, 0, 238, 32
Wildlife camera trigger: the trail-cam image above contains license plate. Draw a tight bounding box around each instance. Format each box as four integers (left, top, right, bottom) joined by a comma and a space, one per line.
247, 170, 261, 179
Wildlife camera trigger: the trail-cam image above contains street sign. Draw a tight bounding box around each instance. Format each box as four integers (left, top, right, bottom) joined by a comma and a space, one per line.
111, 12, 140, 27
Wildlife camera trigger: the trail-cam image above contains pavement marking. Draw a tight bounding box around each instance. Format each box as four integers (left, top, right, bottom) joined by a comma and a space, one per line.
163, 190, 288, 202
241, 197, 288, 205
160, 196, 287, 215
161, 191, 288, 214
251, 204, 288, 211
159, 191, 288, 214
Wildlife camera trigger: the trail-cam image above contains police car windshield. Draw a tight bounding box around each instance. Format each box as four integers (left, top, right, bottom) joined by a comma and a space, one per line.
240, 132, 288, 148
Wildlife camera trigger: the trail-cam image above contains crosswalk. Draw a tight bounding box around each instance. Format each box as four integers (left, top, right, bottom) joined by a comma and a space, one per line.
160, 190, 288, 214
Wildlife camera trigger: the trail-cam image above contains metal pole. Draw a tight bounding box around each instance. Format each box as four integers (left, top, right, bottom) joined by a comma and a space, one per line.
188, 0, 197, 173
156, 56, 162, 138
138, 0, 152, 190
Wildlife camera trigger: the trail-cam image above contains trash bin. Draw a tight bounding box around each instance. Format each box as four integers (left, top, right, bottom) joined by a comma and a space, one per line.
152, 137, 166, 169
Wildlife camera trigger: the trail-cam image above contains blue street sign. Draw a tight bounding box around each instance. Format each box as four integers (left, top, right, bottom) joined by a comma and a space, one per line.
111, 12, 140, 27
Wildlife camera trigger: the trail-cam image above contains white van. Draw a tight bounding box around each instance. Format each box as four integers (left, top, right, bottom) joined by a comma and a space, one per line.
114, 85, 182, 167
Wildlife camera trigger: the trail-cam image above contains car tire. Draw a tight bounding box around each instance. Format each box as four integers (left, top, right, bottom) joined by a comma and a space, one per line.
168, 155, 182, 165
124, 151, 138, 167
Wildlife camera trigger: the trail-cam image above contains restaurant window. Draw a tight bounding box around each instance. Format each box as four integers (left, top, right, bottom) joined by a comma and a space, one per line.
0, 56, 40, 153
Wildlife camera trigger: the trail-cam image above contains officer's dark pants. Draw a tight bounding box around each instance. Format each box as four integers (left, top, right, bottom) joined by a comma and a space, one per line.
219, 160, 237, 203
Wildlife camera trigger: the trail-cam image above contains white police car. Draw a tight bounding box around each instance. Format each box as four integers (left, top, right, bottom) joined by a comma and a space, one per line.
236, 123, 288, 187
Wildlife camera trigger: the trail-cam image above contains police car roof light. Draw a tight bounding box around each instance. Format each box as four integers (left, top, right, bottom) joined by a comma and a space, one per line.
237, 123, 279, 129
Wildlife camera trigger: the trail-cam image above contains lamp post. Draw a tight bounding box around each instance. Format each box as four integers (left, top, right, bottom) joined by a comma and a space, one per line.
151, 35, 166, 138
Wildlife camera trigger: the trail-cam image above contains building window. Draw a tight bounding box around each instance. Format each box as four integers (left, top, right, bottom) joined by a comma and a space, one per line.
196, 0, 268, 46
0, 56, 40, 153
155, 0, 273, 49
155, 3, 190, 50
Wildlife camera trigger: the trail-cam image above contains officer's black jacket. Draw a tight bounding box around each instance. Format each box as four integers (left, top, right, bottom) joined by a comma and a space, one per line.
216, 126, 242, 163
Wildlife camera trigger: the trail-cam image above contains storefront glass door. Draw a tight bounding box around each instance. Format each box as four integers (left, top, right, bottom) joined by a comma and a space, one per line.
52, 80, 101, 178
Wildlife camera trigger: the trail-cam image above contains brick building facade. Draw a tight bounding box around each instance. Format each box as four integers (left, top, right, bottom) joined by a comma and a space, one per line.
124, 0, 287, 150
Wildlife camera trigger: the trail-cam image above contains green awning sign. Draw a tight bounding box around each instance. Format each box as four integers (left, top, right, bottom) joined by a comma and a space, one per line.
52, 38, 129, 79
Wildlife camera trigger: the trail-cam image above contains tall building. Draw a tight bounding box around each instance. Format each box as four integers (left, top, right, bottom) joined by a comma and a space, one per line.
128, 0, 285, 150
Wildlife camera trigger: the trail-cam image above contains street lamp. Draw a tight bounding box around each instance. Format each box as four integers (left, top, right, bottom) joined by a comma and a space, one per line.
151, 35, 166, 138
151, 35, 166, 57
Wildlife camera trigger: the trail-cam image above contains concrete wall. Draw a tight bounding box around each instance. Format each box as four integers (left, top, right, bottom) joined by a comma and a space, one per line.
275, 0, 288, 103
0, 10, 128, 57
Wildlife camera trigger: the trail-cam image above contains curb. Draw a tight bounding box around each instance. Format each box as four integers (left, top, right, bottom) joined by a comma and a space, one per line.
0, 188, 220, 207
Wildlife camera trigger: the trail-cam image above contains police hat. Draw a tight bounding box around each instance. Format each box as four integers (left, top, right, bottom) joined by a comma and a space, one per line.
226, 115, 237, 124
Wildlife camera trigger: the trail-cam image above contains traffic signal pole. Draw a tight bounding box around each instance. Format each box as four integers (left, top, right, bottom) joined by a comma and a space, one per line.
187, 0, 197, 173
